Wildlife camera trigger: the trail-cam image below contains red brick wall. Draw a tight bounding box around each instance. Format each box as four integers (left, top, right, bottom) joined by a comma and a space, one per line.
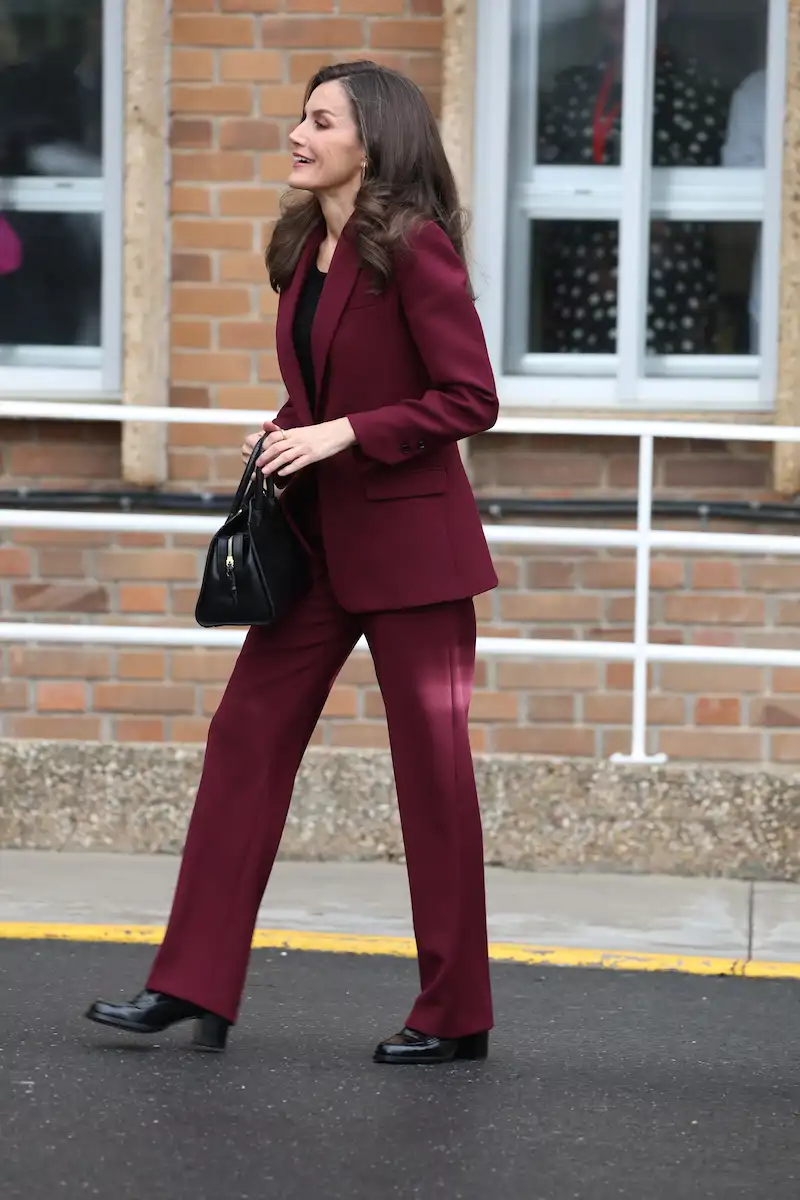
168, 0, 443, 498
3, 1, 800, 764
4, 426, 800, 760
469, 436, 800, 761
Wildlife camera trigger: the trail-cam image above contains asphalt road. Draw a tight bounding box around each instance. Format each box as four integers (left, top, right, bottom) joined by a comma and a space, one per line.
3, 942, 800, 1199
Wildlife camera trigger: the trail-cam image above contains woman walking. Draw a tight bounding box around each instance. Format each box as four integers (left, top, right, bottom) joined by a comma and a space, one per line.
86, 61, 499, 1065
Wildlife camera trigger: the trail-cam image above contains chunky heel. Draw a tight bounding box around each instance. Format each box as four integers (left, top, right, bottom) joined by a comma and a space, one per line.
455, 1031, 489, 1061
192, 1012, 231, 1053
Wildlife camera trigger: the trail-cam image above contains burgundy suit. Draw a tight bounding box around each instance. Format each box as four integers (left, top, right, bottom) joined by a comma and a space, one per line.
147, 219, 499, 1039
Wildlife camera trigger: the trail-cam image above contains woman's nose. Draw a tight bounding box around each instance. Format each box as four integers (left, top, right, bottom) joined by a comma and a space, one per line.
288, 126, 303, 147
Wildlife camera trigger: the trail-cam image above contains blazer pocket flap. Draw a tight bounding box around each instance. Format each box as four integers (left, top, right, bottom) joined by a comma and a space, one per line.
365, 468, 446, 501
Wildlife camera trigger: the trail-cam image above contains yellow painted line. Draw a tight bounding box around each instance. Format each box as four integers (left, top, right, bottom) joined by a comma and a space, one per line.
490, 945, 747, 977
740, 959, 800, 980
0, 922, 169, 946
1, 921, 799, 980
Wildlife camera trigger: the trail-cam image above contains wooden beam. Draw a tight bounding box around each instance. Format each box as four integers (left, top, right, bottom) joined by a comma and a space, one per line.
775, 0, 800, 494
442, 0, 479, 477
121, 0, 170, 486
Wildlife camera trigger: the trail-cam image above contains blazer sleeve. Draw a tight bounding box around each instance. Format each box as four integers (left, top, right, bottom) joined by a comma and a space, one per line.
346, 222, 499, 466
273, 394, 303, 432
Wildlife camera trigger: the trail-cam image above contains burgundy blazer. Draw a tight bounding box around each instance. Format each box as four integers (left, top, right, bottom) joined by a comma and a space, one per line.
273, 218, 499, 613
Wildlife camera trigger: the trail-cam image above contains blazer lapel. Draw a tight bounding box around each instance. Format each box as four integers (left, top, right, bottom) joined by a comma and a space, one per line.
275, 225, 324, 425
310, 220, 360, 404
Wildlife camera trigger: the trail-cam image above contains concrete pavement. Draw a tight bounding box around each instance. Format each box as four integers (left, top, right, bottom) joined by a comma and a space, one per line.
7, 853, 800, 1197
4, 850, 800, 966
5, 940, 800, 1199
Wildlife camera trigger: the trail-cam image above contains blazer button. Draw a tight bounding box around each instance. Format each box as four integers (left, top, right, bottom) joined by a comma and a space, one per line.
417, 441, 426, 451
401, 443, 411, 454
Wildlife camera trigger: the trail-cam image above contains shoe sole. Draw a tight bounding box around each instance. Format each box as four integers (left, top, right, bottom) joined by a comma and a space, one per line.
85, 1010, 165, 1035
372, 1050, 489, 1065
85, 1009, 226, 1052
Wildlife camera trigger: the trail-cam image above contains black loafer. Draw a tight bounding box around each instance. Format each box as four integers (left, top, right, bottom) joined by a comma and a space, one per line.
373, 1026, 489, 1065
85, 989, 230, 1051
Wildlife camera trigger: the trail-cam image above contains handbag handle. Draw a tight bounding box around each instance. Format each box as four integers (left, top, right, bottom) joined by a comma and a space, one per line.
229, 433, 279, 517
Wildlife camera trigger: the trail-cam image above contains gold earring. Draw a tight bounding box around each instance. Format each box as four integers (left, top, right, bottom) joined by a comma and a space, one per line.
361, 161, 368, 184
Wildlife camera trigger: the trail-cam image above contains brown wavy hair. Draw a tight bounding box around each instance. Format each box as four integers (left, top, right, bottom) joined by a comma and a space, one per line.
266, 61, 471, 295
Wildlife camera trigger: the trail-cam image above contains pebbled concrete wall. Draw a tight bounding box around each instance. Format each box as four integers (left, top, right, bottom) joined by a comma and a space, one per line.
2, 740, 800, 881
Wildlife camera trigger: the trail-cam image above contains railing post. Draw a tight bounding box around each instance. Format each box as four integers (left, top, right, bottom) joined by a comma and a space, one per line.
612, 433, 667, 766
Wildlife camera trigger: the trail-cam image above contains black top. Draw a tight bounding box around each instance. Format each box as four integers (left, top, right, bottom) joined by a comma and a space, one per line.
292, 264, 327, 415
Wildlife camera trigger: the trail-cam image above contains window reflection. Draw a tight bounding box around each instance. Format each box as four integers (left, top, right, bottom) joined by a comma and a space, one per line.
529, 0, 768, 357
658, 0, 767, 113
722, 70, 766, 352
531, 221, 619, 354
536, 0, 764, 169
0, 0, 103, 179
0, 211, 100, 349
536, 0, 730, 169
647, 222, 718, 355
0, 2, 103, 358
656, 0, 767, 355
537, 0, 627, 167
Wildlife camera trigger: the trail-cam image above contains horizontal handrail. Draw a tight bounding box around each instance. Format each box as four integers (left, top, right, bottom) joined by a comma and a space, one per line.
0, 624, 635, 660
2, 510, 799, 557
2, 409, 800, 765
0, 397, 795, 444
0, 622, 798, 670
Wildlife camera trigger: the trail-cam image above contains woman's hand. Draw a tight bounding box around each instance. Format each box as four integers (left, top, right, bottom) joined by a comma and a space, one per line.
241, 420, 281, 467
255, 418, 356, 480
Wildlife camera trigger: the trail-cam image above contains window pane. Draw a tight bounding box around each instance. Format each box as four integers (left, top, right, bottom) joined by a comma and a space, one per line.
531, 220, 619, 354
506, 0, 771, 383
537, 0, 627, 167
657, 0, 767, 168
646, 220, 760, 358
0, 0, 103, 179
0, 211, 101, 356
646, 2, 768, 364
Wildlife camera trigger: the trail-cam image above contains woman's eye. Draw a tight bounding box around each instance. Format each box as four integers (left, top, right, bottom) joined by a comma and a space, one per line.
314, 120, 327, 130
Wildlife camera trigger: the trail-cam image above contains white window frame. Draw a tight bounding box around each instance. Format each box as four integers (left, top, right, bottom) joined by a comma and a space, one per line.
0, 0, 124, 398
472, 0, 789, 412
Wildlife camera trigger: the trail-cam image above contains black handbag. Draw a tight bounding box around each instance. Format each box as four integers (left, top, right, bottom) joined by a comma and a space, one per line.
195, 435, 311, 628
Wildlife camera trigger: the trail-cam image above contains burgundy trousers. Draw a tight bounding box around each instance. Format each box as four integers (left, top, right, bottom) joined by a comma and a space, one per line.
147, 553, 494, 1038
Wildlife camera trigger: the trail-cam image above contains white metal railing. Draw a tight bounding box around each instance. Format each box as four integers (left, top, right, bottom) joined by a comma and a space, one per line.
2, 399, 800, 765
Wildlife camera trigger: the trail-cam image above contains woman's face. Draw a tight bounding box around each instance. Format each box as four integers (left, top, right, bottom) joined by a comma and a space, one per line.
288, 80, 364, 198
